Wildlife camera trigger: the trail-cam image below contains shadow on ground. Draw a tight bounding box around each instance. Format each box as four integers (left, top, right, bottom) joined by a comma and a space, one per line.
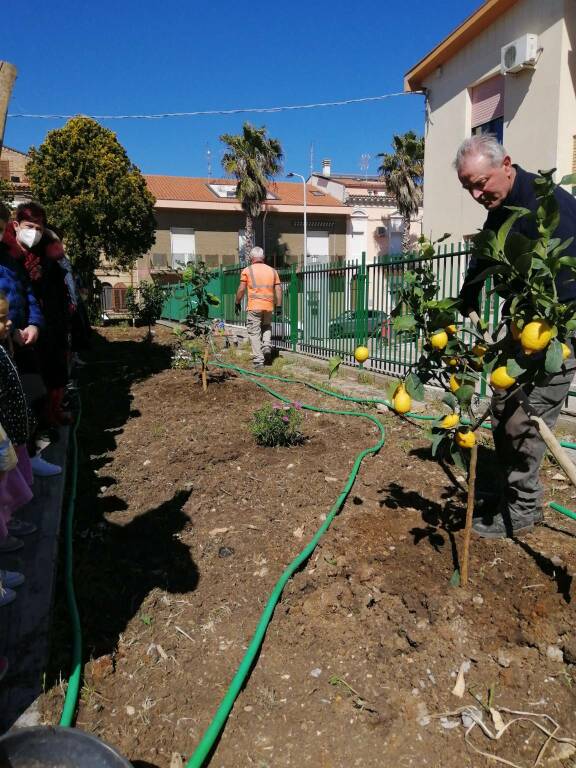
379, 481, 463, 574
46, 331, 199, 690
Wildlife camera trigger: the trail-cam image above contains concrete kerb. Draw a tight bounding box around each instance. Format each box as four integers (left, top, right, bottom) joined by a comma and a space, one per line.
0, 427, 70, 734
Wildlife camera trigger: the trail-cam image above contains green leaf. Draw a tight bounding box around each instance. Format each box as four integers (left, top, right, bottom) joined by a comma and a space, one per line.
387, 381, 400, 402
207, 292, 221, 306
497, 209, 529, 249
450, 442, 467, 472
393, 314, 417, 332
405, 372, 425, 401
504, 205, 532, 216
450, 569, 461, 587
328, 356, 342, 380
466, 265, 505, 285
560, 173, 576, 186
454, 384, 475, 406
506, 358, 526, 378
557, 254, 576, 269
442, 392, 458, 410
545, 338, 563, 374
431, 431, 445, 458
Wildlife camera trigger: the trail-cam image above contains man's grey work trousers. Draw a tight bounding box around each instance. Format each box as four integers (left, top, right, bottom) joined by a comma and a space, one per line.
246, 310, 272, 365
491, 361, 575, 521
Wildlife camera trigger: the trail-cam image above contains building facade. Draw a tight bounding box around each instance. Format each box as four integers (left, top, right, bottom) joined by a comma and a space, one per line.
405, 0, 576, 242
97, 176, 349, 299
0, 146, 33, 206
309, 159, 423, 264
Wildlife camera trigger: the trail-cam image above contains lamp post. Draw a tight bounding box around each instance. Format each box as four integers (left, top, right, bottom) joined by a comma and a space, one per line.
287, 171, 307, 263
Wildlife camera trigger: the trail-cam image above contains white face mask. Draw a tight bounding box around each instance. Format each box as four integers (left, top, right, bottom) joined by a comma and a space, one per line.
17, 227, 42, 249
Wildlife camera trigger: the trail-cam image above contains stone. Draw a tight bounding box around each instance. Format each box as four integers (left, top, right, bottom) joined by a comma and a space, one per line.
546, 645, 564, 663
562, 638, 576, 665
496, 649, 511, 668
218, 546, 234, 558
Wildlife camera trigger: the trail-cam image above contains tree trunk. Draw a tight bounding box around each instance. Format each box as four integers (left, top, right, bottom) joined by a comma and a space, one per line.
0, 62, 17, 153
401, 213, 412, 253
244, 215, 254, 264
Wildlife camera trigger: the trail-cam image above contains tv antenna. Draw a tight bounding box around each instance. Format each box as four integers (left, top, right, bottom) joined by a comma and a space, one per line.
206, 144, 212, 177
360, 153, 371, 179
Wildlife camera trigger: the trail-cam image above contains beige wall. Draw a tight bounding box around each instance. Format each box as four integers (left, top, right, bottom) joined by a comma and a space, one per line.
0, 147, 28, 182
421, 0, 568, 242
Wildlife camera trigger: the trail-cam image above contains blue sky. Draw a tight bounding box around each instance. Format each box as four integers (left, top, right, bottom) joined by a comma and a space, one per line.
4, 0, 481, 178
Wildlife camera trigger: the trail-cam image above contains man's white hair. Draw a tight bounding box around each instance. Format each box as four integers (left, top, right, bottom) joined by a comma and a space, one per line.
249, 246, 265, 262
454, 134, 508, 171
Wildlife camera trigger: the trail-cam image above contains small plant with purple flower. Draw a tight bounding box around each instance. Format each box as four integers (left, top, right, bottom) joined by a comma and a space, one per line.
250, 401, 304, 447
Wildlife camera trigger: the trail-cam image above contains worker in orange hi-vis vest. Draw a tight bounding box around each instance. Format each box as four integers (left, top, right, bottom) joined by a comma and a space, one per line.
235, 246, 282, 367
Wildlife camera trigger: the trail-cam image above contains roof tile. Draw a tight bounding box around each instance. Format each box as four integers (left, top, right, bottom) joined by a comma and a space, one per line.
145, 176, 344, 207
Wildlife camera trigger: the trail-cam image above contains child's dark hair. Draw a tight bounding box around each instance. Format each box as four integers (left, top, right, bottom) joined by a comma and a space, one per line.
0, 203, 11, 224
16, 201, 47, 225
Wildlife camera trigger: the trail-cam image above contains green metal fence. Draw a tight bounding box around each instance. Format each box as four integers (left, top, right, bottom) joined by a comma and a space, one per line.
162, 244, 478, 370
159, 246, 576, 411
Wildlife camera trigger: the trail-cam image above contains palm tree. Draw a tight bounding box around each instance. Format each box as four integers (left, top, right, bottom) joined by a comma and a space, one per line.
377, 131, 424, 253
220, 122, 283, 262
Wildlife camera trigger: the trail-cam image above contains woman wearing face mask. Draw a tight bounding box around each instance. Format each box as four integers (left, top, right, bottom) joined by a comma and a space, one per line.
2, 203, 68, 474
0, 203, 44, 350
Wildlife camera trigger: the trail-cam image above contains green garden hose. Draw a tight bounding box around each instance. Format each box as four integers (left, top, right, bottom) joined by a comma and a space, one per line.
56, 361, 576, 755
185, 362, 386, 768
59, 400, 83, 727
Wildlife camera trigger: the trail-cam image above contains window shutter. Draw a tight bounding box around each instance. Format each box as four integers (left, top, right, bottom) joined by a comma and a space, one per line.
471, 75, 504, 128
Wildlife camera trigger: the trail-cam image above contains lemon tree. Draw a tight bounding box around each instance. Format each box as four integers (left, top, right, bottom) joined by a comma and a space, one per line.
388, 170, 576, 471
174, 262, 221, 390
467, 168, 576, 378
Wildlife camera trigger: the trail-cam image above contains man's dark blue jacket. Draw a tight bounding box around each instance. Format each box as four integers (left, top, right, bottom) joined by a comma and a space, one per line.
460, 165, 576, 313
0, 242, 44, 330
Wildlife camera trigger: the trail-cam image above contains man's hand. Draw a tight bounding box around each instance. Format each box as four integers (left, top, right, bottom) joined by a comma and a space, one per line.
20, 325, 39, 345
235, 302, 242, 315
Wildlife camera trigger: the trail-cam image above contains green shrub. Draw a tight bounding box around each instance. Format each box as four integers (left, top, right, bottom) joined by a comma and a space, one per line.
250, 401, 304, 447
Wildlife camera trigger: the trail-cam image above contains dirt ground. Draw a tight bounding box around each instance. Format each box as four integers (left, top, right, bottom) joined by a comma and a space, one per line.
39, 325, 576, 768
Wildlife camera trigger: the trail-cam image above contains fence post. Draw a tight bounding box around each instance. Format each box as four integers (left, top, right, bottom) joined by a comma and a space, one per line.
218, 265, 224, 316
354, 252, 367, 348
290, 265, 298, 351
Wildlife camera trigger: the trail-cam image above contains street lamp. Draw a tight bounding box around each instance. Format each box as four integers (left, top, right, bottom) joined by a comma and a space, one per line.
287, 171, 307, 262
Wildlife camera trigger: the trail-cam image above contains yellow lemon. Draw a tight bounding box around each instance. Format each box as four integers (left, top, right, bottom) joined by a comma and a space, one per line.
445, 324, 457, 335
354, 345, 369, 363
393, 385, 411, 414
440, 413, 460, 429
430, 330, 449, 350
455, 430, 476, 449
444, 356, 459, 367
471, 343, 487, 357
490, 366, 516, 389
520, 320, 554, 353
449, 374, 462, 393
561, 343, 572, 360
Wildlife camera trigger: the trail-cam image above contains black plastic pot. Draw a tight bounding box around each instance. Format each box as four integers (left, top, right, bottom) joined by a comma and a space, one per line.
0, 726, 132, 767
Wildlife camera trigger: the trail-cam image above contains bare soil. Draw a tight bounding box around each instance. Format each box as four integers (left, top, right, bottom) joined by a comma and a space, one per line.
39, 326, 576, 768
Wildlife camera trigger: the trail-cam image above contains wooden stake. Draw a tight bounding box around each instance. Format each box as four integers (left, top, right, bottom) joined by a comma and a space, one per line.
0, 62, 17, 154
460, 442, 478, 587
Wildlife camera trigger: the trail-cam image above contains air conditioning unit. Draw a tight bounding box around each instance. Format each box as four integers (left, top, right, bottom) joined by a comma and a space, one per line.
501, 34, 538, 74
375, 226, 387, 236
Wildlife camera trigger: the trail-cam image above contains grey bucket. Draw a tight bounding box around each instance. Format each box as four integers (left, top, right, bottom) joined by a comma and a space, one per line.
0, 726, 132, 767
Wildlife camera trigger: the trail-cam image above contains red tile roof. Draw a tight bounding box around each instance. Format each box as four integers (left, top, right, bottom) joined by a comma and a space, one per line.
145, 176, 345, 207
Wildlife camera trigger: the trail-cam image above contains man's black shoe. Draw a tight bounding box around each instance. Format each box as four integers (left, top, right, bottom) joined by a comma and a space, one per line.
472, 513, 534, 539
